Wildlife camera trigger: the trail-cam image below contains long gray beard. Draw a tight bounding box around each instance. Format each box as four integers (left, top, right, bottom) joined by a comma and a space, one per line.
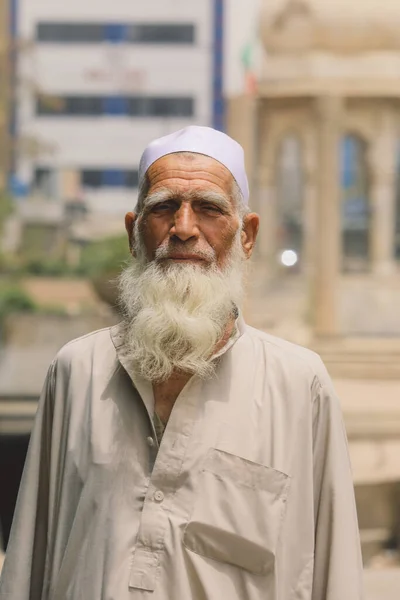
117, 231, 246, 383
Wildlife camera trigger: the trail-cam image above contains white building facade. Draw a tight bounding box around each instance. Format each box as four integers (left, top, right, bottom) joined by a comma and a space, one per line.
16, 0, 222, 217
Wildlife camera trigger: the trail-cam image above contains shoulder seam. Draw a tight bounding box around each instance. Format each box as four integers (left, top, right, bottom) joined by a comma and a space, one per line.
246, 327, 324, 400
247, 327, 318, 370
59, 326, 112, 352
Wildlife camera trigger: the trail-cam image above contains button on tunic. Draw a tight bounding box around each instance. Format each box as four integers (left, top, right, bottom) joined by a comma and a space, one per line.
0, 316, 363, 599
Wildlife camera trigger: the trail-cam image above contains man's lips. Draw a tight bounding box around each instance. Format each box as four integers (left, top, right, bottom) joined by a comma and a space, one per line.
162, 254, 207, 261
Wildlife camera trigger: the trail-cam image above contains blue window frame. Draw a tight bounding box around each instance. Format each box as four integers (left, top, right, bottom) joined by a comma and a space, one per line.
102, 169, 125, 187
104, 23, 127, 43
102, 96, 128, 115
212, 0, 224, 131
340, 134, 370, 270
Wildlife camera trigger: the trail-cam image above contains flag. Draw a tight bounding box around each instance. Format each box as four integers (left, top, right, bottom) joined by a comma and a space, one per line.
240, 41, 257, 95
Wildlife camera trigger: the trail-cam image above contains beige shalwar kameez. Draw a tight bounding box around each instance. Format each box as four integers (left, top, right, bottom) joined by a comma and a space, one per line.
0, 315, 363, 599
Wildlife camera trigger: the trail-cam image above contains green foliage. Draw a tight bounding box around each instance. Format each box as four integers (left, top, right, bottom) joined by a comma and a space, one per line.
0, 253, 29, 276
0, 284, 37, 319
0, 194, 13, 228
0, 253, 10, 273
0, 229, 130, 279
0, 255, 74, 277
78, 235, 129, 277
22, 258, 72, 277
0, 196, 14, 275
0, 284, 70, 324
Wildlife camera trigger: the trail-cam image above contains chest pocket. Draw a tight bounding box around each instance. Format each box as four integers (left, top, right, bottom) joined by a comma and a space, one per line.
183, 448, 290, 575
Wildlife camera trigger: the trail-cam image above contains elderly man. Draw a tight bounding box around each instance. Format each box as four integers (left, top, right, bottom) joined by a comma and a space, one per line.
0, 127, 363, 599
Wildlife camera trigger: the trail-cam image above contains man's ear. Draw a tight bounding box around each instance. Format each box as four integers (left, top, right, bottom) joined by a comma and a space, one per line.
241, 212, 260, 259
125, 212, 137, 257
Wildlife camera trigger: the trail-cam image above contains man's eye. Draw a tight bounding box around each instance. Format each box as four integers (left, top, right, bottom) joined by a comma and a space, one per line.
201, 204, 221, 213
153, 202, 173, 211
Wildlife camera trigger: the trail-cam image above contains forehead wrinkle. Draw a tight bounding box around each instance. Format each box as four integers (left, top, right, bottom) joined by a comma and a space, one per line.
147, 156, 234, 189
164, 167, 230, 185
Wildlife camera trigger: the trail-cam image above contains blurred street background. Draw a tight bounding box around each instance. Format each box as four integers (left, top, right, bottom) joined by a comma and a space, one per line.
0, 1, 400, 597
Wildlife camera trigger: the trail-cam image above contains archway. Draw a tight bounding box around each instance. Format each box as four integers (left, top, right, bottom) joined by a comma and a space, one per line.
276, 134, 304, 271
340, 134, 371, 272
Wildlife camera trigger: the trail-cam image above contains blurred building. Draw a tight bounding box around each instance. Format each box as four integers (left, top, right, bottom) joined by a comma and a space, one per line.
14, 0, 224, 220
0, 0, 11, 194
230, 0, 400, 337
229, 0, 400, 564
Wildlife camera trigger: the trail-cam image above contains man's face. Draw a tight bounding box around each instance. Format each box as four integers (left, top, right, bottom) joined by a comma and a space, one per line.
126, 153, 256, 270
120, 153, 259, 381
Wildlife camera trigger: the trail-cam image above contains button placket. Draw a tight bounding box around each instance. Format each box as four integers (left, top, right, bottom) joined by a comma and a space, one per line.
130, 379, 201, 594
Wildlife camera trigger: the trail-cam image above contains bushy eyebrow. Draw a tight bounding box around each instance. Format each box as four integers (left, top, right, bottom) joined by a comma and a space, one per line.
143, 188, 232, 212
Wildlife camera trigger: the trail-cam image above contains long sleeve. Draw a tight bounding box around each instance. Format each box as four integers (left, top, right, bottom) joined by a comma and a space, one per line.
0, 361, 56, 600
311, 364, 364, 599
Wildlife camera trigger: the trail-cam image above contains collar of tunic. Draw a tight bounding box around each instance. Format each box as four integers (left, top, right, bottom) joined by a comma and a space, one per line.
110, 309, 245, 422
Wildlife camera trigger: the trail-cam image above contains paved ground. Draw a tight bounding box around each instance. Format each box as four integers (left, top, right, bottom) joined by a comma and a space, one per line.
365, 568, 400, 600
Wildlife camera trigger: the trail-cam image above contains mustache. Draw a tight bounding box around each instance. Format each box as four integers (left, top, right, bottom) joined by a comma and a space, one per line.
154, 241, 216, 263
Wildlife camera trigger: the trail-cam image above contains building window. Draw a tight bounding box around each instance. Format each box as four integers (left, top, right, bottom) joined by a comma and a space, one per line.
127, 24, 195, 44
33, 167, 54, 197
36, 95, 103, 116
81, 170, 103, 188
126, 170, 139, 188
104, 23, 127, 43
34, 167, 51, 187
340, 134, 371, 272
103, 96, 129, 116
395, 144, 400, 260
81, 169, 139, 188
102, 169, 126, 187
36, 95, 194, 118
276, 134, 304, 271
36, 94, 67, 115
67, 97, 103, 115
37, 22, 104, 43
36, 22, 195, 44
128, 97, 194, 117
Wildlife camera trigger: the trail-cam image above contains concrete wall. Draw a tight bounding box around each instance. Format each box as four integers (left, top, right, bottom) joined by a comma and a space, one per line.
340, 277, 400, 335
3, 311, 116, 348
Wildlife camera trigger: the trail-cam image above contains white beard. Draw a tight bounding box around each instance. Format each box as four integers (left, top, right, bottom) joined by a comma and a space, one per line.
117, 228, 247, 383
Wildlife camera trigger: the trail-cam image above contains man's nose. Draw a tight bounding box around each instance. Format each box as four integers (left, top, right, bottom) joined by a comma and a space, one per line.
169, 203, 199, 242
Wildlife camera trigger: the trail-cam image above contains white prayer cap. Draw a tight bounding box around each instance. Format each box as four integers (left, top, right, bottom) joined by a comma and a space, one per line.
138, 126, 249, 204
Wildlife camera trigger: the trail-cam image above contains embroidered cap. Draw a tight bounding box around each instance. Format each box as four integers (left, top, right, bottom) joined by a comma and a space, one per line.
138, 126, 249, 204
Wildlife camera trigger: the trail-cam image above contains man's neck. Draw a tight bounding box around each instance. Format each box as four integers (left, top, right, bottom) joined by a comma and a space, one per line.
210, 314, 236, 356
153, 314, 237, 424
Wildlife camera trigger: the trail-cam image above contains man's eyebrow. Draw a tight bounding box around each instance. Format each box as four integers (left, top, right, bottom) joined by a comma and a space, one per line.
143, 188, 232, 211
193, 191, 232, 211
143, 189, 175, 210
